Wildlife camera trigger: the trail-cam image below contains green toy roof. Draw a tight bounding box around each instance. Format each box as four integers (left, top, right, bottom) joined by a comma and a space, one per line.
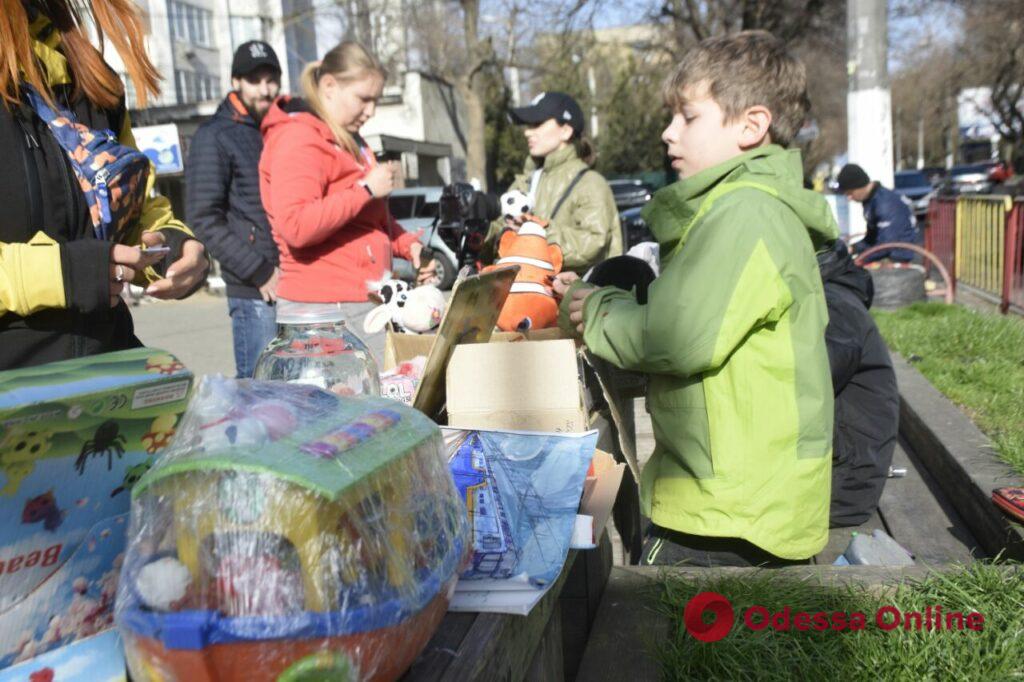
133, 389, 439, 501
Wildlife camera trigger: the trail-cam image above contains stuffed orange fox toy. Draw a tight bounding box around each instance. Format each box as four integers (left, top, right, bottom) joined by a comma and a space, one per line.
482, 191, 564, 332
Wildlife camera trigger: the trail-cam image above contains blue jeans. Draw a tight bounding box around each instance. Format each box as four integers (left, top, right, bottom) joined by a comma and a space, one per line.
228, 297, 278, 378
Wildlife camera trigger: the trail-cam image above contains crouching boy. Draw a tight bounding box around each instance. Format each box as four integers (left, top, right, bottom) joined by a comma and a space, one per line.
555, 31, 838, 566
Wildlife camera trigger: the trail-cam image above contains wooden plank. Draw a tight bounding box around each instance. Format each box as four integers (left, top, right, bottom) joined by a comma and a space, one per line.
562, 533, 613, 680
525, 606, 564, 681
402, 611, 478, 681
429, 552, 575, 682
876, 440, 980, 564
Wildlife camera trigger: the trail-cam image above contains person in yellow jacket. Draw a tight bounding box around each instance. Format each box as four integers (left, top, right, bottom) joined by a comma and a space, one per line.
483, 92, 622, 274
0, 0, 208, 369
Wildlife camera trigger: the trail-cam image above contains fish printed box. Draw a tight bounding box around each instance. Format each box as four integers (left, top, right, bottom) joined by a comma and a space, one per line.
0, 349, 192, 670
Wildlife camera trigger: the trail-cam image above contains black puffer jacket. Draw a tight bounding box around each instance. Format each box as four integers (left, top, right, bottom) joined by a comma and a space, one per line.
186, 93, 279, 299
818, 241, 900, 527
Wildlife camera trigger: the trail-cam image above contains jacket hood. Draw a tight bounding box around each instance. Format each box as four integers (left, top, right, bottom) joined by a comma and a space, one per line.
643, 145, 839, 252
260, 96, 331, 140
818, 240, 874, 308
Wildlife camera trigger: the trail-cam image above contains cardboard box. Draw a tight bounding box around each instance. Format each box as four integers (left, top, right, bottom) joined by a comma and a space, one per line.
446, 339, 587, 433
0, 349, 193, 671
578, 450, 626, 547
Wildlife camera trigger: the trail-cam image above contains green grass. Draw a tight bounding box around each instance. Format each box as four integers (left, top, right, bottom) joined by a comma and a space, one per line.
872, 302, 1024, 475
655, 563, 1024, 680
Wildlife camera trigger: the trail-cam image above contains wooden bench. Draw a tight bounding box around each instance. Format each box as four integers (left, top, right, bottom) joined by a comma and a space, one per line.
404, 533, 613, 682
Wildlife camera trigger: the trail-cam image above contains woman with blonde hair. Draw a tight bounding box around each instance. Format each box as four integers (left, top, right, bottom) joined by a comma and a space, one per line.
0, 0, 208, 369
259, 41, 432, 358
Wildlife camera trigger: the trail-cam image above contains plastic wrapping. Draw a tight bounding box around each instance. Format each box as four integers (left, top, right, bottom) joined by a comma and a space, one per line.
115, 377, 468, 682
254, 301, 381, 396
444, 428, 597, 587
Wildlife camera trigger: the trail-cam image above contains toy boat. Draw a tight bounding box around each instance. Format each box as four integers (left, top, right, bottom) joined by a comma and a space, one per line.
116, 378, 468, 681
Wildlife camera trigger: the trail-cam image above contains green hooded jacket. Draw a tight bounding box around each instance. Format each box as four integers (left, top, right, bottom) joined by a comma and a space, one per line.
560, 145, 838, 559
484, 145, 623, 273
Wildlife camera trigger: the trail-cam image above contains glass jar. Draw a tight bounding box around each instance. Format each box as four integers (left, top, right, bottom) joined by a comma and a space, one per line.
253, 301, 381, 396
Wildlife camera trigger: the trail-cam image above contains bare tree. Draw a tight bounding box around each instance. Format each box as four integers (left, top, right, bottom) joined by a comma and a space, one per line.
405, 0, 604, 188
956, 0, 1024, 158
654, 0, 843, 56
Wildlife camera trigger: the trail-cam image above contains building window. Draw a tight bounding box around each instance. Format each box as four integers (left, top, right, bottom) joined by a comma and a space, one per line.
170, 0, 213, 48
230, 15, 263, 48
174, 70, 220, 105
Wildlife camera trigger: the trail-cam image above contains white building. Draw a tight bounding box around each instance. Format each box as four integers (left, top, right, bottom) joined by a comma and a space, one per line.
102, 0, 466, 215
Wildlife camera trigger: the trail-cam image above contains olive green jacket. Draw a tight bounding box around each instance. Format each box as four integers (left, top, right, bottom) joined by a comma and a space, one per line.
560, 145, 838, 560
484, 145, 622, 273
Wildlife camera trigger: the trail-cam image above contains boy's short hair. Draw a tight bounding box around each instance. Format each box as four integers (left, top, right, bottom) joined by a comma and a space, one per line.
663, 30, 810, 147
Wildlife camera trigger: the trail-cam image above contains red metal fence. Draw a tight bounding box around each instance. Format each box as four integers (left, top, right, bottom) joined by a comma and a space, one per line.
928, 196, 1024, 314
925, 198, 957, 292
1006, 202, 1024, 313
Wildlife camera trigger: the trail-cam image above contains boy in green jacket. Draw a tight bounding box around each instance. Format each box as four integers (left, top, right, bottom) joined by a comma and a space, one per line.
555, 31, 838, 565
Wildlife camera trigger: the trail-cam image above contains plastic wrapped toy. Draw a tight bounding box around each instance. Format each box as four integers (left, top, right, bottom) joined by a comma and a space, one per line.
115, 377, 469, 681
254, 301, 381, 396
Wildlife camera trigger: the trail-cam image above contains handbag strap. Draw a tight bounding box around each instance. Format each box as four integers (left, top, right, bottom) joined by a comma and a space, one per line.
549, 168, 591, 221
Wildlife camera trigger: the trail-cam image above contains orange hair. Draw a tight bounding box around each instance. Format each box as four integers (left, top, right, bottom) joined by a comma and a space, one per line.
1, 0, 161, 110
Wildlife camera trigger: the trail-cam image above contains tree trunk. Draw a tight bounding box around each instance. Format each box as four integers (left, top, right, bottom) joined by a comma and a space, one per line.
458, 77, 488, 189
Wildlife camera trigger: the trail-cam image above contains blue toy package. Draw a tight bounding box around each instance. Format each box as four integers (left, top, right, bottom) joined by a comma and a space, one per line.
443, 428, 598, 587
0, 349, 192, 671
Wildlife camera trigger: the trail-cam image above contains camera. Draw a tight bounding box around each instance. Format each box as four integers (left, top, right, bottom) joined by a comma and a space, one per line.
435, 182, 500, 271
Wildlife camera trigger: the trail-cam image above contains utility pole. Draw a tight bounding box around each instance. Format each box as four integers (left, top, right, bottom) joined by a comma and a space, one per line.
917, 114, 925, 169
847, 0, 894, 235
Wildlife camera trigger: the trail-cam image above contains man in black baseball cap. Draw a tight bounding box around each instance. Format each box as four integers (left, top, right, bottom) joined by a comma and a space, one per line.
835, 163, 919, 263
185, 40, 283, 377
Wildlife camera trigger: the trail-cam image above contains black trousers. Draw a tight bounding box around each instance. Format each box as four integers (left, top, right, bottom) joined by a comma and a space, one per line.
640, 524, 810, 567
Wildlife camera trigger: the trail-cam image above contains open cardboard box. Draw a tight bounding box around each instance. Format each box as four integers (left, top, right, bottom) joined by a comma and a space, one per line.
381, 271, 625, 547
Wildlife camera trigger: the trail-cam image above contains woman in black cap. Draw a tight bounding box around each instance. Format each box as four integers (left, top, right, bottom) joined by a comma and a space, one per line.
483, 91, 622, 274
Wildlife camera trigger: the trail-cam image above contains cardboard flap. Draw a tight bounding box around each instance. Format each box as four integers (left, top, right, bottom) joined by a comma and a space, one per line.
411, 268, 518, 420
447, 339, 588, 433
580, 450, 625, 544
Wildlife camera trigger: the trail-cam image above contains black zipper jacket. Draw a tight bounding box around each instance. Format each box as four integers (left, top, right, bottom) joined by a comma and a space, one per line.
818, 241, 900, 527
185, 93, 279, 299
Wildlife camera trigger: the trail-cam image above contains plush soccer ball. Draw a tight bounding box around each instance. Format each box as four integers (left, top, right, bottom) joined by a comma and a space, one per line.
500, 190, 532, 220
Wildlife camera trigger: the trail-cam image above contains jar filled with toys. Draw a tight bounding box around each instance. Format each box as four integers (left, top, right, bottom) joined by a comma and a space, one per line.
254, 301, 381, 396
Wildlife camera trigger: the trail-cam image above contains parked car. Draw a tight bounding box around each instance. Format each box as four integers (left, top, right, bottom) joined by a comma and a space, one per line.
387, 187, 458, 289
940, 163, 997, 195
894, 170, 934, 218
619, 205, 655, 251
608, 179, 654, 211
919, 166, 948, 187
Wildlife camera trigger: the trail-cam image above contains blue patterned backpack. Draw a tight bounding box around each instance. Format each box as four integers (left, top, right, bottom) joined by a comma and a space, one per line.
22, 85, 151, 241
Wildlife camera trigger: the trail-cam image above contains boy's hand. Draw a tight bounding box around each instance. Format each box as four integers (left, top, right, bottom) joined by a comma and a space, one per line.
551, 272, 580, 297
567, 286, 594, 335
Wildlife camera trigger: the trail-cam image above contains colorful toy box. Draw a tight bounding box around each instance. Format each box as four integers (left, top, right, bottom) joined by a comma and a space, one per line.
116, 377, 469, 682
0, 349, 192, 674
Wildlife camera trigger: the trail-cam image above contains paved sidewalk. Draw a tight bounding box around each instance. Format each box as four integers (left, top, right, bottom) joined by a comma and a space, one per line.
129, 292, 388, 379
130, 293, 234, 378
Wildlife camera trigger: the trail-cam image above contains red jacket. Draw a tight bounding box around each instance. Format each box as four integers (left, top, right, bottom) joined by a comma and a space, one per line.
259, 97, 419, 302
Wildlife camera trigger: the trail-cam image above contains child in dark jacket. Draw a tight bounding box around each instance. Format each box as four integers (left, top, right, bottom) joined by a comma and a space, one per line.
818, 240, 899, 526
